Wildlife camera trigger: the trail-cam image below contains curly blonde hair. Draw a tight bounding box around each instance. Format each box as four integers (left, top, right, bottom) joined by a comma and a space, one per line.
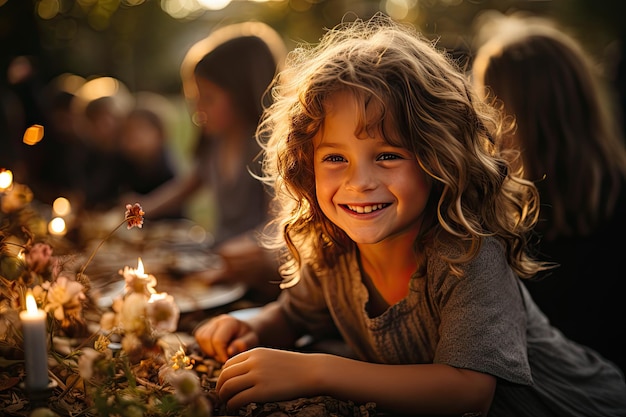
258, 14, 547, 287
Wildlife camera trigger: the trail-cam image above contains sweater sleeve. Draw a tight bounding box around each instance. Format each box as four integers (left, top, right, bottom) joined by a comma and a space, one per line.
429, 238, 534, 385
277, 264, 341, 340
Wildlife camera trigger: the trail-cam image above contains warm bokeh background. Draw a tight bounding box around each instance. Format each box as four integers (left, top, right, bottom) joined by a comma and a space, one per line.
2, 0, 623, 94
1, 0, 624, 228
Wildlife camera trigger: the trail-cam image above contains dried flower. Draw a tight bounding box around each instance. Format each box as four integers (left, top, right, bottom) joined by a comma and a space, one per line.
78, 347, 102, 380
45, 275, 86, 323
121, 332, 143, 362
168, 369, 202, 404
99, 310, 117, 331
94, 333, 112, 352
170, 345, 194, 371
147, 292, 180, 333
120, 292, 148, 334
0, 183, 33, 213
125, 203, 145, 229
24, 242, 53, 274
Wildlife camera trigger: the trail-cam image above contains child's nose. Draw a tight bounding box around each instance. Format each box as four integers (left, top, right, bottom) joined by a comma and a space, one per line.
345, 163, 377, 192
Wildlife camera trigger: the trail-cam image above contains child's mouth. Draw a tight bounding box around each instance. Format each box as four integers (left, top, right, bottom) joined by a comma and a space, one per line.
344, 203, 389, 214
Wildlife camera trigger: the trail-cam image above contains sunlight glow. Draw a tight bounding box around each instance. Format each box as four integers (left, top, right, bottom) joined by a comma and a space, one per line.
197, 0, 231, 10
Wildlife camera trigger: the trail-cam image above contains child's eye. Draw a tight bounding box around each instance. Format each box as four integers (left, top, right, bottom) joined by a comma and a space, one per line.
322, 154, 346, 163
377, 153, 403, 161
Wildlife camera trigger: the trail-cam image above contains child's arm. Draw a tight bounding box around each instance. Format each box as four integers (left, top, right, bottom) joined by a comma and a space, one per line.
217, 348, 496, 416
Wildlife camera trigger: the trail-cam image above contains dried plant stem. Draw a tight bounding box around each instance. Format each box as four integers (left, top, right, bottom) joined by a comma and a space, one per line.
78, 215, 140, 277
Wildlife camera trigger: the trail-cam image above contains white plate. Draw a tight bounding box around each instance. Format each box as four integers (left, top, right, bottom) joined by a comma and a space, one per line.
95, 280, 247, 313
229, 307, 262, 321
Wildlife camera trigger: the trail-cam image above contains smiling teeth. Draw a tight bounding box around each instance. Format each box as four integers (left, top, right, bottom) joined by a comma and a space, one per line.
347, 204, 386, 213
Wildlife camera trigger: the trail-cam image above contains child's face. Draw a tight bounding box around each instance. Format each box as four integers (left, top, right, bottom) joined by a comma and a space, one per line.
194, 76, 239, 137
313, 91, 432, 246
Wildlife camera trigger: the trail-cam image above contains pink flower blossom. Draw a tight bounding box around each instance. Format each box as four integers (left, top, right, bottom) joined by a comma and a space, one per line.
25, 242, 53, 273
124, 203, 145, 229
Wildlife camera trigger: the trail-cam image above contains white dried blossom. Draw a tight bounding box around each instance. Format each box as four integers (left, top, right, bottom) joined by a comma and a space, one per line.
78, 347, 102, 380
120, 292, 148, 334
146, 292, 179, 333
121, 332, 143, 358
168, 369, 202, 404
99, 311, 117, 331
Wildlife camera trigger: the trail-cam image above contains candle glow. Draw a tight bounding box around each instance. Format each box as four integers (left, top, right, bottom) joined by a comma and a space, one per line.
0, 169, 12, 191
48, 217, 67, 236
122, 257, 157, 295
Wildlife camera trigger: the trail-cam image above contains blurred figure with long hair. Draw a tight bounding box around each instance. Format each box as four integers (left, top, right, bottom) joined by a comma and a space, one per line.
472, 12, 626, 373
135, 22, 287, 301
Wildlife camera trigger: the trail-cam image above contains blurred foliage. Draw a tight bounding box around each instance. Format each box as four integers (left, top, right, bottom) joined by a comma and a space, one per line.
0, 0, 623, 95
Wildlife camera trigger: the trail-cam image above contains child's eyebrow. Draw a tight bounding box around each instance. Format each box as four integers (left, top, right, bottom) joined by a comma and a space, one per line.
315, 141, 343, 149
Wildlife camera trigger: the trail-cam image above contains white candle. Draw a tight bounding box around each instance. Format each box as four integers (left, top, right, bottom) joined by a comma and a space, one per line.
20, 292, 49, 390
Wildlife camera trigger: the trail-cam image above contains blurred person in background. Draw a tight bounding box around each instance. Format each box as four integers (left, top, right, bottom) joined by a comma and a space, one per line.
78, 95, 127, 211
34, 74, 89, 205
134, 22, 288, 302
117, 106, 179, 214
471, 12, 626, 373
71, 77, 133, 212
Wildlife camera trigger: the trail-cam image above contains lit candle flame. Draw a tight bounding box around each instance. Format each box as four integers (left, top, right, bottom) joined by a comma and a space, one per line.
137, 257, 145, 275
25, 291, 38, 314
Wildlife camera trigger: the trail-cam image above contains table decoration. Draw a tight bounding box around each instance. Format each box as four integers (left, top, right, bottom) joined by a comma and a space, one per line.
0, 178, 216, 416
0, 176, 393, 417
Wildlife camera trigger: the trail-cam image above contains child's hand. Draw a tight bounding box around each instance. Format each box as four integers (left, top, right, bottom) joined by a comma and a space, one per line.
194, 314, 259, 363
216, 347, 318, 413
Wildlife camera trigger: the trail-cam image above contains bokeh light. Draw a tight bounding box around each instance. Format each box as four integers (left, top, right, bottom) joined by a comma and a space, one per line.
23, 125, 45, 146
0, 170, 13, 191
53, 197, 72, 217
48, 217, 67, 235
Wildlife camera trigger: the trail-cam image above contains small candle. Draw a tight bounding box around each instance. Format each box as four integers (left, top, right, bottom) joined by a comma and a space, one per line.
19, 291, 49, 390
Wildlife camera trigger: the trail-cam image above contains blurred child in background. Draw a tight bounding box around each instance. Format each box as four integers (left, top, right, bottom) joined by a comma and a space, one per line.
118, 106, 178, 211
135, 22, 288, 301
471, 12, 626, 373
